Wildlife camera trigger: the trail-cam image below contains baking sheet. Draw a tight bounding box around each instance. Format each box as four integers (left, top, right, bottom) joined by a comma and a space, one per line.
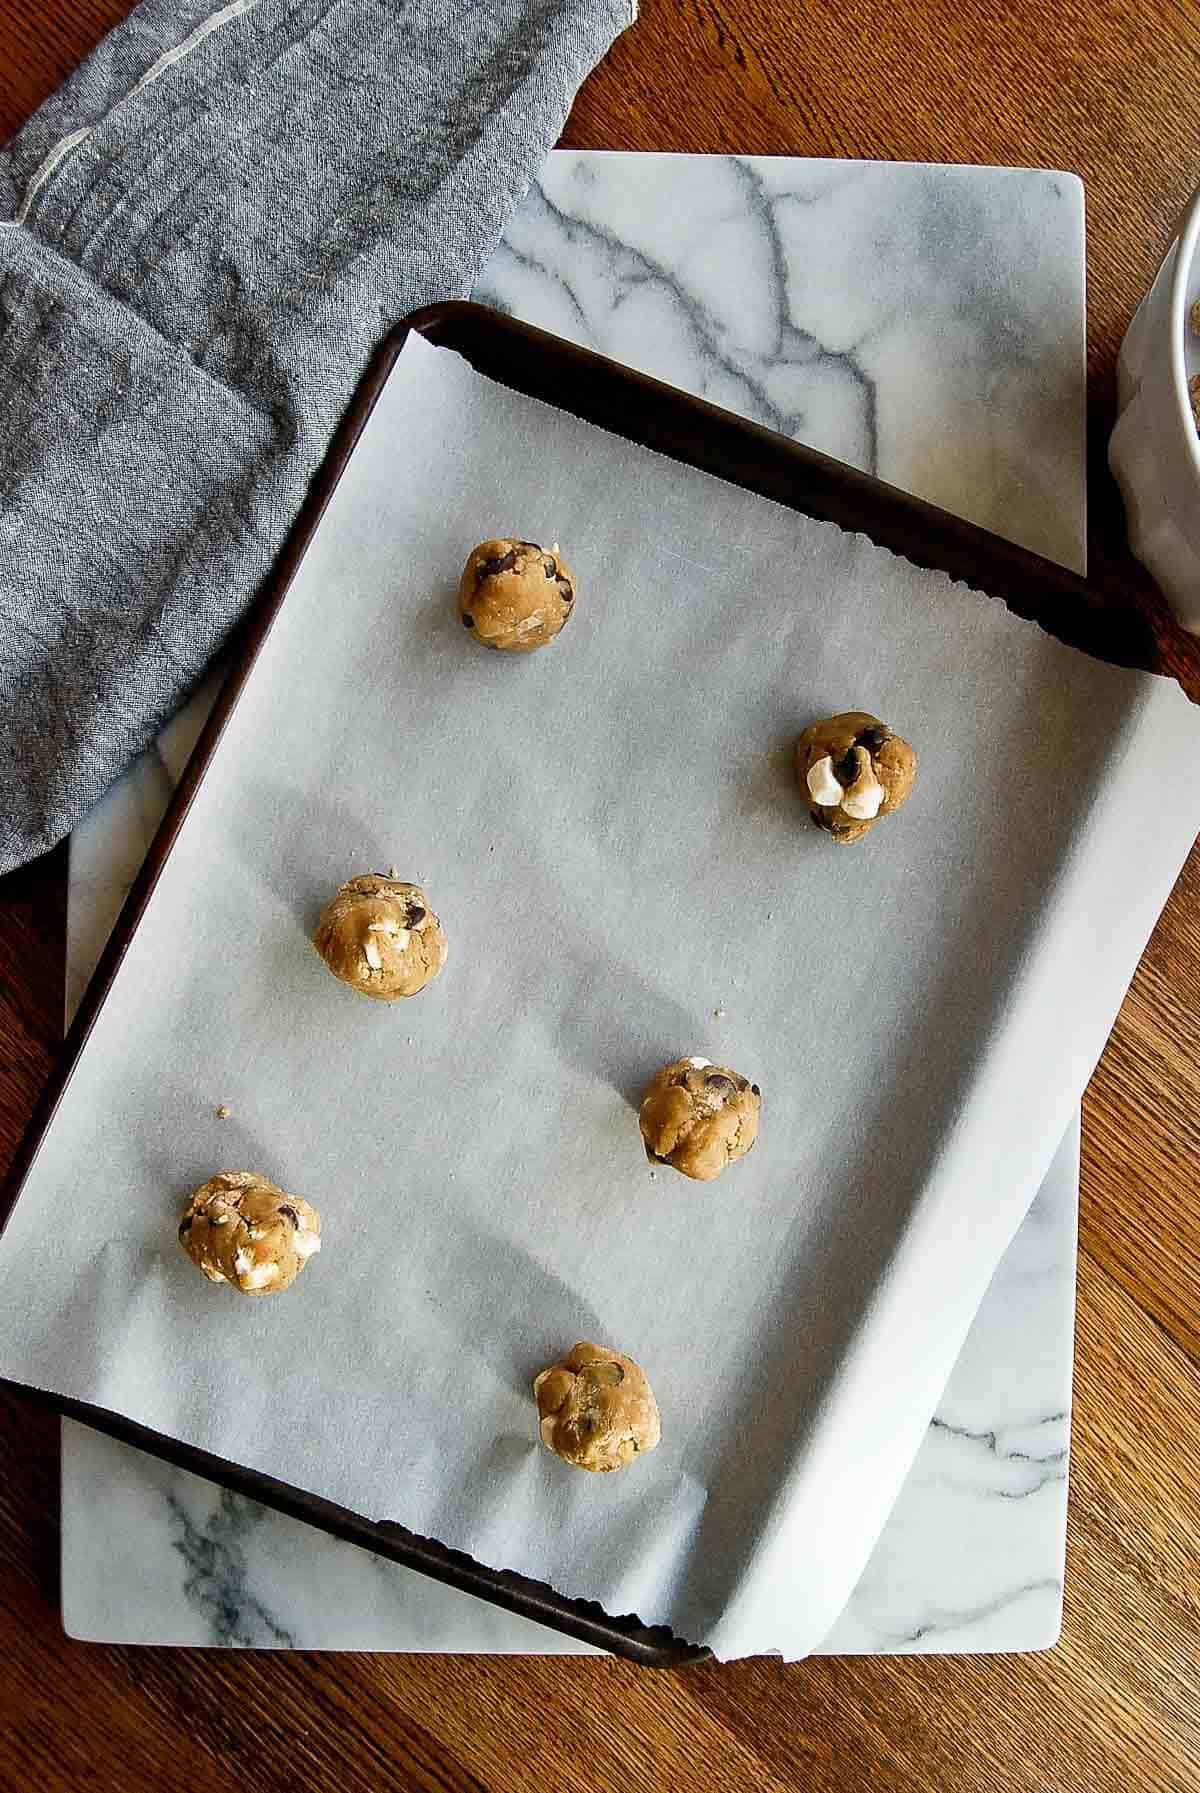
3, 332, 1198, 1661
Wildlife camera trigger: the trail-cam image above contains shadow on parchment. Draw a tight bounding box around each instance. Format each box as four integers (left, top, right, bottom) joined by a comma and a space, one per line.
228, 775, 396, 937
342, 574, 535, 697
122, 1069, 279, 1220
405, 1209, 607, 1563
548, 951, 709, 1116
430, 1213, 607, 1402
467, 793, 722, 1115
715, 730, 807, 839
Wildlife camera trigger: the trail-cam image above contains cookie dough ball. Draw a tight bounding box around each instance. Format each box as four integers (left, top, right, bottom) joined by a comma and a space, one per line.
314, 874, 446, 1000
179, 1171, 320, 1296
533, 1341, 661, 1473
639, 1056, 760, 1182
796, 711, 916, 845
459, 538, 575, 652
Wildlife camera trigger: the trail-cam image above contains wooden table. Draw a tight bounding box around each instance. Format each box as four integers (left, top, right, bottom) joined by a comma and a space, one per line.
3, 3, 1200, 1788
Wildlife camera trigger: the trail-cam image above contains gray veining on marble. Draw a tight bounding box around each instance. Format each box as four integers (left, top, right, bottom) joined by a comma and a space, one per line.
476, 155, 1085, 569
821, 1136, 1076, 1654
165, 1489, 297, 1649
60, 152, 1084, 1655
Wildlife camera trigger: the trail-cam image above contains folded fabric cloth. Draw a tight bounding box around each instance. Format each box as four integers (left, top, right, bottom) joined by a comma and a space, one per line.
0, 0, 634, 873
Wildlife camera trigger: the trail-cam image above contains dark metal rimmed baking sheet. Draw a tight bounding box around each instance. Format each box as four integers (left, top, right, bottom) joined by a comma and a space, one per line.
0, 303, 1174, 1666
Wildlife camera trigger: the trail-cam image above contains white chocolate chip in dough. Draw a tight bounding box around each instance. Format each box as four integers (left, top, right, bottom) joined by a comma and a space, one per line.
293, 1226, 321, 1262
362, 937, 383, 971
806, 755, 844, 807
239, 1259, 281, 1290
369, 918, 410, 954
687, 1056, 711, 1069
234, 1246, 281, 1290
841, 768, 885, 820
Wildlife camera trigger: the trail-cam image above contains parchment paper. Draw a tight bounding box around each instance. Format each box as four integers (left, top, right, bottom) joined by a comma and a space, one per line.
3, 334, 1198, 1660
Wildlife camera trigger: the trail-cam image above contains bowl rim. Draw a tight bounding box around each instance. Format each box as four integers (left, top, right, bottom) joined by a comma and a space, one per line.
1168, 177, 1200, 478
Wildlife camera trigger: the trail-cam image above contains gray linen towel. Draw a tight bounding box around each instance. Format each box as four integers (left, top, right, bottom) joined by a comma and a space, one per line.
0, 0, 634, 873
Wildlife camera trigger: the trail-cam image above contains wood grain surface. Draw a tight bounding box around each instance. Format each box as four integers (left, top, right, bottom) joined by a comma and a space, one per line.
3, 2, 1200, 1788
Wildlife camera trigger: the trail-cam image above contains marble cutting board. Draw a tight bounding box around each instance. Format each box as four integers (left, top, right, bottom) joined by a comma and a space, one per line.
60, 152, 1084, 1654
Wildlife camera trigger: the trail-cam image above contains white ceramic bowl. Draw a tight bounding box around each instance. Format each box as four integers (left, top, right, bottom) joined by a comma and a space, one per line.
1110, 179, 1200, 633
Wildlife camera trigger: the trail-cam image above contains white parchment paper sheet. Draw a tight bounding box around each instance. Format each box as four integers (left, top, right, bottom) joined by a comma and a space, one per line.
3, 334, 1198, 1660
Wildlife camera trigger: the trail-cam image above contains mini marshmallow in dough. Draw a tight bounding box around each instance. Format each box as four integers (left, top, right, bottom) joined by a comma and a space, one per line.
806, 755, 844, 807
